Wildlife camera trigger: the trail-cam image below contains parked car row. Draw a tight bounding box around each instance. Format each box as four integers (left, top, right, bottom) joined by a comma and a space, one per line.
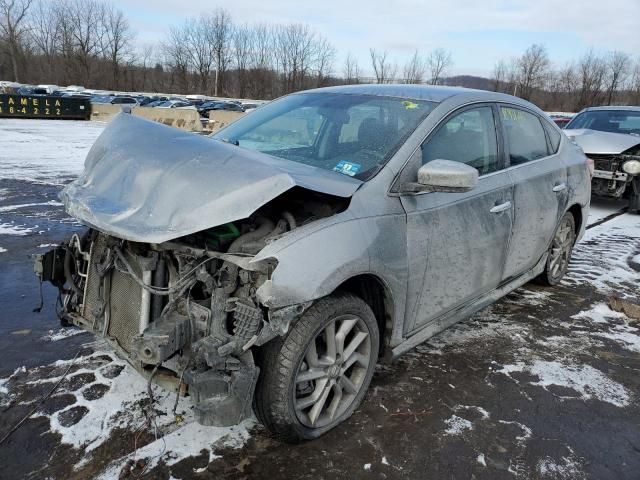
2, 82, 262, 115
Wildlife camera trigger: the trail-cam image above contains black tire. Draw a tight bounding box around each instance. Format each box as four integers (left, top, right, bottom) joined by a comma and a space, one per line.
536, 211, 576, 286
254, 293, 379, 442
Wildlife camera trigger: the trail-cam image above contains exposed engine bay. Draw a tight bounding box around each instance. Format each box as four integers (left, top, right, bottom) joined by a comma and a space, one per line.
35, 188, 348, 426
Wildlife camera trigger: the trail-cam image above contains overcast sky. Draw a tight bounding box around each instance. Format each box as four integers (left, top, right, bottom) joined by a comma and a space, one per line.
112, 0, 640, 78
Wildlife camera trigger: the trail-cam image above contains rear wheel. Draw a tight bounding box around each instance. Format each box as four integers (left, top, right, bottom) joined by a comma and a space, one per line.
536, 212, 576, 286
254, 293, 379, 442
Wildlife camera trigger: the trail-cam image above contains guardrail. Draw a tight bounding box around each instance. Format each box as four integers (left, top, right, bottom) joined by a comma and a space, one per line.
205, 110, 246, 132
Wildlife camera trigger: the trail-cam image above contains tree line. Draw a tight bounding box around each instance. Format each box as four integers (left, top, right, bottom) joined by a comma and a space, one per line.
492, 44, 640, 111
1, 0, 639, 110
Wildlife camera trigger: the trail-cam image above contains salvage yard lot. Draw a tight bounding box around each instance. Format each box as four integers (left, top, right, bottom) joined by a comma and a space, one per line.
1, 119, 639, 479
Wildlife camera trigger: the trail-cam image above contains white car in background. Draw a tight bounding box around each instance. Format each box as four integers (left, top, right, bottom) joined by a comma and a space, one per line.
565, 106, 640, 212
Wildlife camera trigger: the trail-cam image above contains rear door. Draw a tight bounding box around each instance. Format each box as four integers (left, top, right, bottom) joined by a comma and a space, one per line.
499, 105, 568, 280
400, 104, 515, 333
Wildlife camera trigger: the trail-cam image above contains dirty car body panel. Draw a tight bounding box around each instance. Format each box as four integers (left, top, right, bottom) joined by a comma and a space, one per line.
36, 85, 590, 432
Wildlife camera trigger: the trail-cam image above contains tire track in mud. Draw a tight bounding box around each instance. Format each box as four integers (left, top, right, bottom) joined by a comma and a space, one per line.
562, 231, 640, 295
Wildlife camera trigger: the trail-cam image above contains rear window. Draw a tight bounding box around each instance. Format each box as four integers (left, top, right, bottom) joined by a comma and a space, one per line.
501, 107, 549, 165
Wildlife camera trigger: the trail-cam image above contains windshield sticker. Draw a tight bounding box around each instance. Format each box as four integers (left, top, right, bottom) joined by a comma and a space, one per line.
333, 161, 361, 177
402, 100, 419, 110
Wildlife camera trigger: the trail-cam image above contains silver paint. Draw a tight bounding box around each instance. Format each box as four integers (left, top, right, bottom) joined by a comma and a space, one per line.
64, 85, 590, 356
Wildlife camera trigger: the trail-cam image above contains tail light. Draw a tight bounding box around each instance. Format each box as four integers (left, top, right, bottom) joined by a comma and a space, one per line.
585, 157, 595, 177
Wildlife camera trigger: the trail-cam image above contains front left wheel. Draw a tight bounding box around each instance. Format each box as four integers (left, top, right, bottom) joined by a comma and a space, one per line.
254, 293, 379, 442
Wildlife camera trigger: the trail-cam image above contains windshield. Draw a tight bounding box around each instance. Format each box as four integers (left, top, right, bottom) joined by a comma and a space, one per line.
212, 92, 435, 180
566, 110, 640, 136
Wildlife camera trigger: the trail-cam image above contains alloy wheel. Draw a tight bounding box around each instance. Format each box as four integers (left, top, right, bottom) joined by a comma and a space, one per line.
548, 216, 574, 279
293, 314, 372, 429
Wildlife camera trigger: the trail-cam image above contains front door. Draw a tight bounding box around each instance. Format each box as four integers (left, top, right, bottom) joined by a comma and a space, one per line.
400, 105, 514, 332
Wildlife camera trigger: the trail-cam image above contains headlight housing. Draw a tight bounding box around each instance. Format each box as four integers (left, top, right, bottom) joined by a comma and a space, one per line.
622, 159, 640, 176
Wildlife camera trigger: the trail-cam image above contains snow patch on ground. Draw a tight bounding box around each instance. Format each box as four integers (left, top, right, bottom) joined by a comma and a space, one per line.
0, 119, 104, 184
454, 404, 490, 419
40, 327, 86, 342
476, 453, 486, 467
572, 303, 626, 324
499, 360, 630, 407
0, 200, 63, 212
424, 308, 528, 353
96, 420, 253, 479
38, 243, 58, 248
17, 347, 254, 476
0, 222, 34, 235
537, 456, 584, 479
443, 415, 473, 435
0, 246, 6, 253
591, 325, 640, 353
498, 420, 532, 442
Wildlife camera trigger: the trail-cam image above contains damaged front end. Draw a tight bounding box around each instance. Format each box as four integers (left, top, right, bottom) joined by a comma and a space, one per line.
34, 204, 335, 426
34, 114, 359, 427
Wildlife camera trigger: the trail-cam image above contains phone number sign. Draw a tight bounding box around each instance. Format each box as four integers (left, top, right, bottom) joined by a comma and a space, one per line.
0, 94, 90, 120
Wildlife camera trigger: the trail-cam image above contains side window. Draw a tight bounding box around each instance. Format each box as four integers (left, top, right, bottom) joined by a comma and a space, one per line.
422, 106, 500, 175
501, 107, 549, 165
543, 121, 561, 154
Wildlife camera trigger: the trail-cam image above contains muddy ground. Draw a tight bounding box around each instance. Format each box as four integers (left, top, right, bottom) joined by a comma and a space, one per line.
1, 120, 639, 480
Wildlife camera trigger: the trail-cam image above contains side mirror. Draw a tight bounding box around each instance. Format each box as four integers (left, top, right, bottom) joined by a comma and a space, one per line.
401, 159, 479, 194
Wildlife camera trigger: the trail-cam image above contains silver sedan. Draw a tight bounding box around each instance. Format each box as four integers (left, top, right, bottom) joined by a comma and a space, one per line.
37, 84, 591, 442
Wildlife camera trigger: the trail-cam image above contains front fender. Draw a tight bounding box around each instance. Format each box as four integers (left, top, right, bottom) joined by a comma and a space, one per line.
254, 217, 373, 308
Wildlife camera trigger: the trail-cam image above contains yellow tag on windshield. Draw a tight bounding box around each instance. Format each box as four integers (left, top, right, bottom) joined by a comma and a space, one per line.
402, 101, 419, 110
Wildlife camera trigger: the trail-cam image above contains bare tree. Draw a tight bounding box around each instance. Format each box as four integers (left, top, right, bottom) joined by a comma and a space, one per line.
427, 48, 453, 85
162, 25, 191, 92
233, 23, 252, 98
248, 23, 274, 98
66, 0, 105, 85
403, 50, 425, 84
576, 49, 607, 110
275, 23, 317, 93
100, 3, 133, 89
343, 52, 359, 84
187, 16, 216, 94
605, 50, 631, 105
28, 0, 59, 81
0, 0, 33, 81
209, 8, 233, 96
629, 59, 640, 105
314, 36, 335, 87
369, 48, 396, 84
491, 59, 508, 92
515, 44, 549, 100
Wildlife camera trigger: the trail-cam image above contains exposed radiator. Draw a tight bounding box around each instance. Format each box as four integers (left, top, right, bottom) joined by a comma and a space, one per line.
108, 248, 145, 353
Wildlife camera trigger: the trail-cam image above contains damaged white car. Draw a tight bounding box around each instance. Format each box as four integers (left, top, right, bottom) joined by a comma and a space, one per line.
565, 106, 640, 212
36, 85, 590, 441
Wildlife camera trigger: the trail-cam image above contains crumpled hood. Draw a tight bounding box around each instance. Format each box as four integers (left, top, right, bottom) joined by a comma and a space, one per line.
564, 128, 640, 155
62, 113, 362, 243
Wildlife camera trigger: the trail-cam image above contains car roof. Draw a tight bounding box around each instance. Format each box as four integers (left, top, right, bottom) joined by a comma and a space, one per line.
296, 83, 522, 104
581, 106, 640, 112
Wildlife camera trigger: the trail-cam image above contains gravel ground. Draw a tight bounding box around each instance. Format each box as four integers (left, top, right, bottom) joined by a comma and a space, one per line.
1, 119, 639, 480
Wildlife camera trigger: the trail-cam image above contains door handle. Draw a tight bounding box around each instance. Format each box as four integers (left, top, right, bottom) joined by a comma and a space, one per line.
552, 183, 567, 192
490, 201, 512, 214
